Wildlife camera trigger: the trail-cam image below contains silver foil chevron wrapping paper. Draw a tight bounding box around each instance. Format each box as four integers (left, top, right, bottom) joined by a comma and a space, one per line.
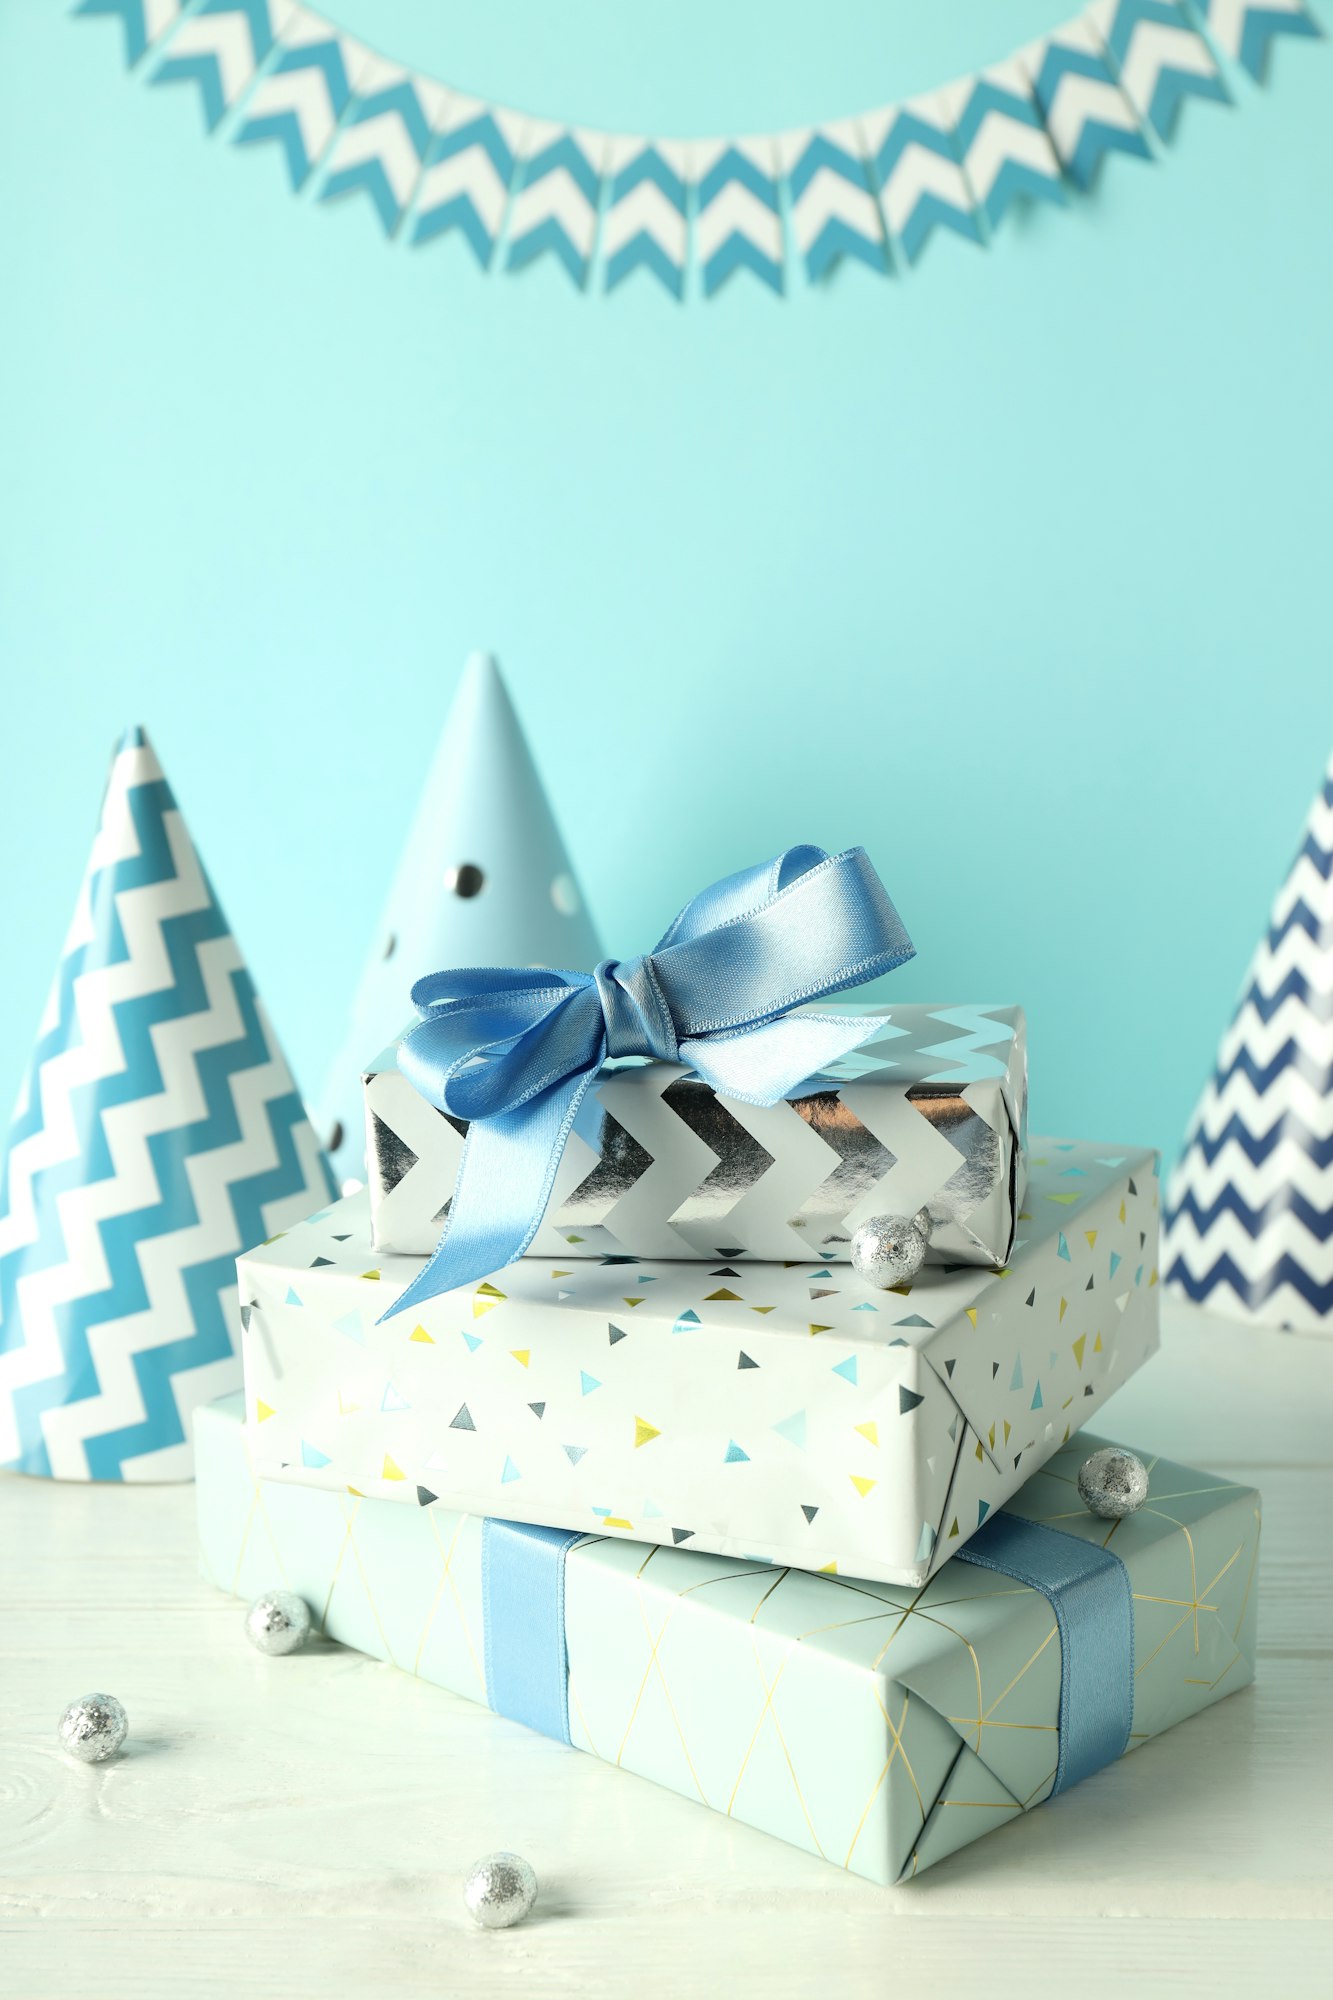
363, 1003, 1028, 1266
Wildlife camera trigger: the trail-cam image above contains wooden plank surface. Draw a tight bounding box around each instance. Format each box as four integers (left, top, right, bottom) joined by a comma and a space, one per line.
1, 1301, 1329, 1996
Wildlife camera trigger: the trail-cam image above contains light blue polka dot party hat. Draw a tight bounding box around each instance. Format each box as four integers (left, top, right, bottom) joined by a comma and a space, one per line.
319, 653, 602, 1184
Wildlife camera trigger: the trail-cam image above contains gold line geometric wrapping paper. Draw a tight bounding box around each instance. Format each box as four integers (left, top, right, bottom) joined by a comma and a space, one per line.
197, 1399, 1258, 1884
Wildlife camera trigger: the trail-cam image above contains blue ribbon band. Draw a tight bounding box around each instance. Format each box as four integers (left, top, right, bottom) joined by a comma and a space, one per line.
382, 844, 914, 1320
956, 1513, 1134, 1794
482, 1518, 582, 1744
481, 1509, 1135, 1797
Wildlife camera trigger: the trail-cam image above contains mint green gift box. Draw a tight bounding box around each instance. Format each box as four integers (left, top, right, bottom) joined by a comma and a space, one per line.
196, 1394, 1259, 1883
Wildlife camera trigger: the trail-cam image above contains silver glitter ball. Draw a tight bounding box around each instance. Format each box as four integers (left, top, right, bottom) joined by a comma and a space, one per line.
850, 1211, 931, 1288
1077, 1447, 1150, 1519
463, 1851, 538, 1930
244, 1590, 312, 1656
58, 1693, 128, 1763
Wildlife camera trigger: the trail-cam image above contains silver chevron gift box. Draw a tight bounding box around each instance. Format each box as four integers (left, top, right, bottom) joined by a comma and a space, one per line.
363, 1003, 1027, 1267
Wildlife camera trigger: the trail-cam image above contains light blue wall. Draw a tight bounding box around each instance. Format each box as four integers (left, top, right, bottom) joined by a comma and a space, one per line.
1, 2, 1331, 1165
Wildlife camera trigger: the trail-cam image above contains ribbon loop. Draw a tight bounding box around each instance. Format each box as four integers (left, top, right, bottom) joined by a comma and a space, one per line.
382, 845, 913, 1320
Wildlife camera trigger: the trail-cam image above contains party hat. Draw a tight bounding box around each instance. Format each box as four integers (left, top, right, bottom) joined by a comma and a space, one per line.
0, 727, 336, 1480
1163, 751, 1333, 1332
320, 653, 602, 1180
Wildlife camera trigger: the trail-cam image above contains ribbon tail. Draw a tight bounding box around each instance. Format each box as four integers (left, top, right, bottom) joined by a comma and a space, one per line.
378, 1069, 596, 1321
682, 1010, 894, 1107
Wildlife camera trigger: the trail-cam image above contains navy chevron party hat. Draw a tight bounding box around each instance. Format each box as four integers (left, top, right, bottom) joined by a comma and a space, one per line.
0, 724, 335, 1481
1164, 751, 1333, 1332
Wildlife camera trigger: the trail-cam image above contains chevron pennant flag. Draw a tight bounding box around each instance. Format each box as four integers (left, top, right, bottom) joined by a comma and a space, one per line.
693, 137, 785, 297
942, 60, 1067, 231
1088, 0, 1230, 140
504, 120, 605, 286
411, 95, 522, 265
1163, 754, 1333, 1333
148, 0, 295, 134
231, 6, 367, 189
317, 58, 448, 234
1022, 16, 1154, 188
600, 139, 690, 297
779, 121, 890, 283
1194, 0, 1322, 80
862, 96, 983, 265
0, 727, 335, 1480
73, 0, 189, 67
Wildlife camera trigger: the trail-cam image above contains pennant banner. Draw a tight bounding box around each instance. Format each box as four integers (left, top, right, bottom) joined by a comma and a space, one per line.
779, 122, 888, 285
943, 60, 1067, 233
506, 121, 605, 285
601, 138, 691, 297
71, 0, 1323, 299
231, 7, 365, 189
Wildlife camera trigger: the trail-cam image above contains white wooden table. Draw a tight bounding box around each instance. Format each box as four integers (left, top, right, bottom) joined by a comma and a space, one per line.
2, 1301, 1329, 1998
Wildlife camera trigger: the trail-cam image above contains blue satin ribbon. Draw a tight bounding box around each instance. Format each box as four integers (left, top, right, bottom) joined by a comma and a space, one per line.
382, 844, 914, 1319
481, 1511, 1134, 1791
957, 1514, 1134, 1794
482, 1518, 582, 1744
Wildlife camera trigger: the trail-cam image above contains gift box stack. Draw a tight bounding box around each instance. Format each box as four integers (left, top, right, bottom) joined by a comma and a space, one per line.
197, 848, 1260, 1885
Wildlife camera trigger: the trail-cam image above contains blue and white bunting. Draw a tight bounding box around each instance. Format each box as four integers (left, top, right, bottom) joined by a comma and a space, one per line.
148, 0, 294, 134
74, 0, 188, 68
231, 6, 366, 189
0, 727, 335, 1482
1021, 16, 1154, 189
941, 59, 1067, 232
600, 139, 690, 298
1088, 1, 1229, 140
863, 95, 982, 265
693, 137, 786, 297
1194, 0, 1322, 80
504, 120, 605, 287
70, 2, 1323, 302
778, 121, 889, 283
317, 58, 448, 235
411, 95, 522, 266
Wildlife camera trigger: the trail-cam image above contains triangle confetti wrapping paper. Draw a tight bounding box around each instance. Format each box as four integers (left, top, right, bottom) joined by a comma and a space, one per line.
236, 1140, 1160, 1585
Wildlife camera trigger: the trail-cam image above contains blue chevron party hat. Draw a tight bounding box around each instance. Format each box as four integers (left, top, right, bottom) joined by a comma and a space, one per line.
320, 652, 603, 1183
0, 726, 336, 1481
1163, 751, 1333, 1333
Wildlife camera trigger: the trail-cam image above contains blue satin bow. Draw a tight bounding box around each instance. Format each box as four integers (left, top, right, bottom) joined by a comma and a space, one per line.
382, 845, 913, 1319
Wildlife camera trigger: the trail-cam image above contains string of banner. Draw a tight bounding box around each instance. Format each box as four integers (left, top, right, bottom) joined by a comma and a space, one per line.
76, 0, 1323, 301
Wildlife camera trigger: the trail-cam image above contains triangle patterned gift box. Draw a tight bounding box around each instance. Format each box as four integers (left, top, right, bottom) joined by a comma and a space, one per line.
236, 1139, 1160, 1585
